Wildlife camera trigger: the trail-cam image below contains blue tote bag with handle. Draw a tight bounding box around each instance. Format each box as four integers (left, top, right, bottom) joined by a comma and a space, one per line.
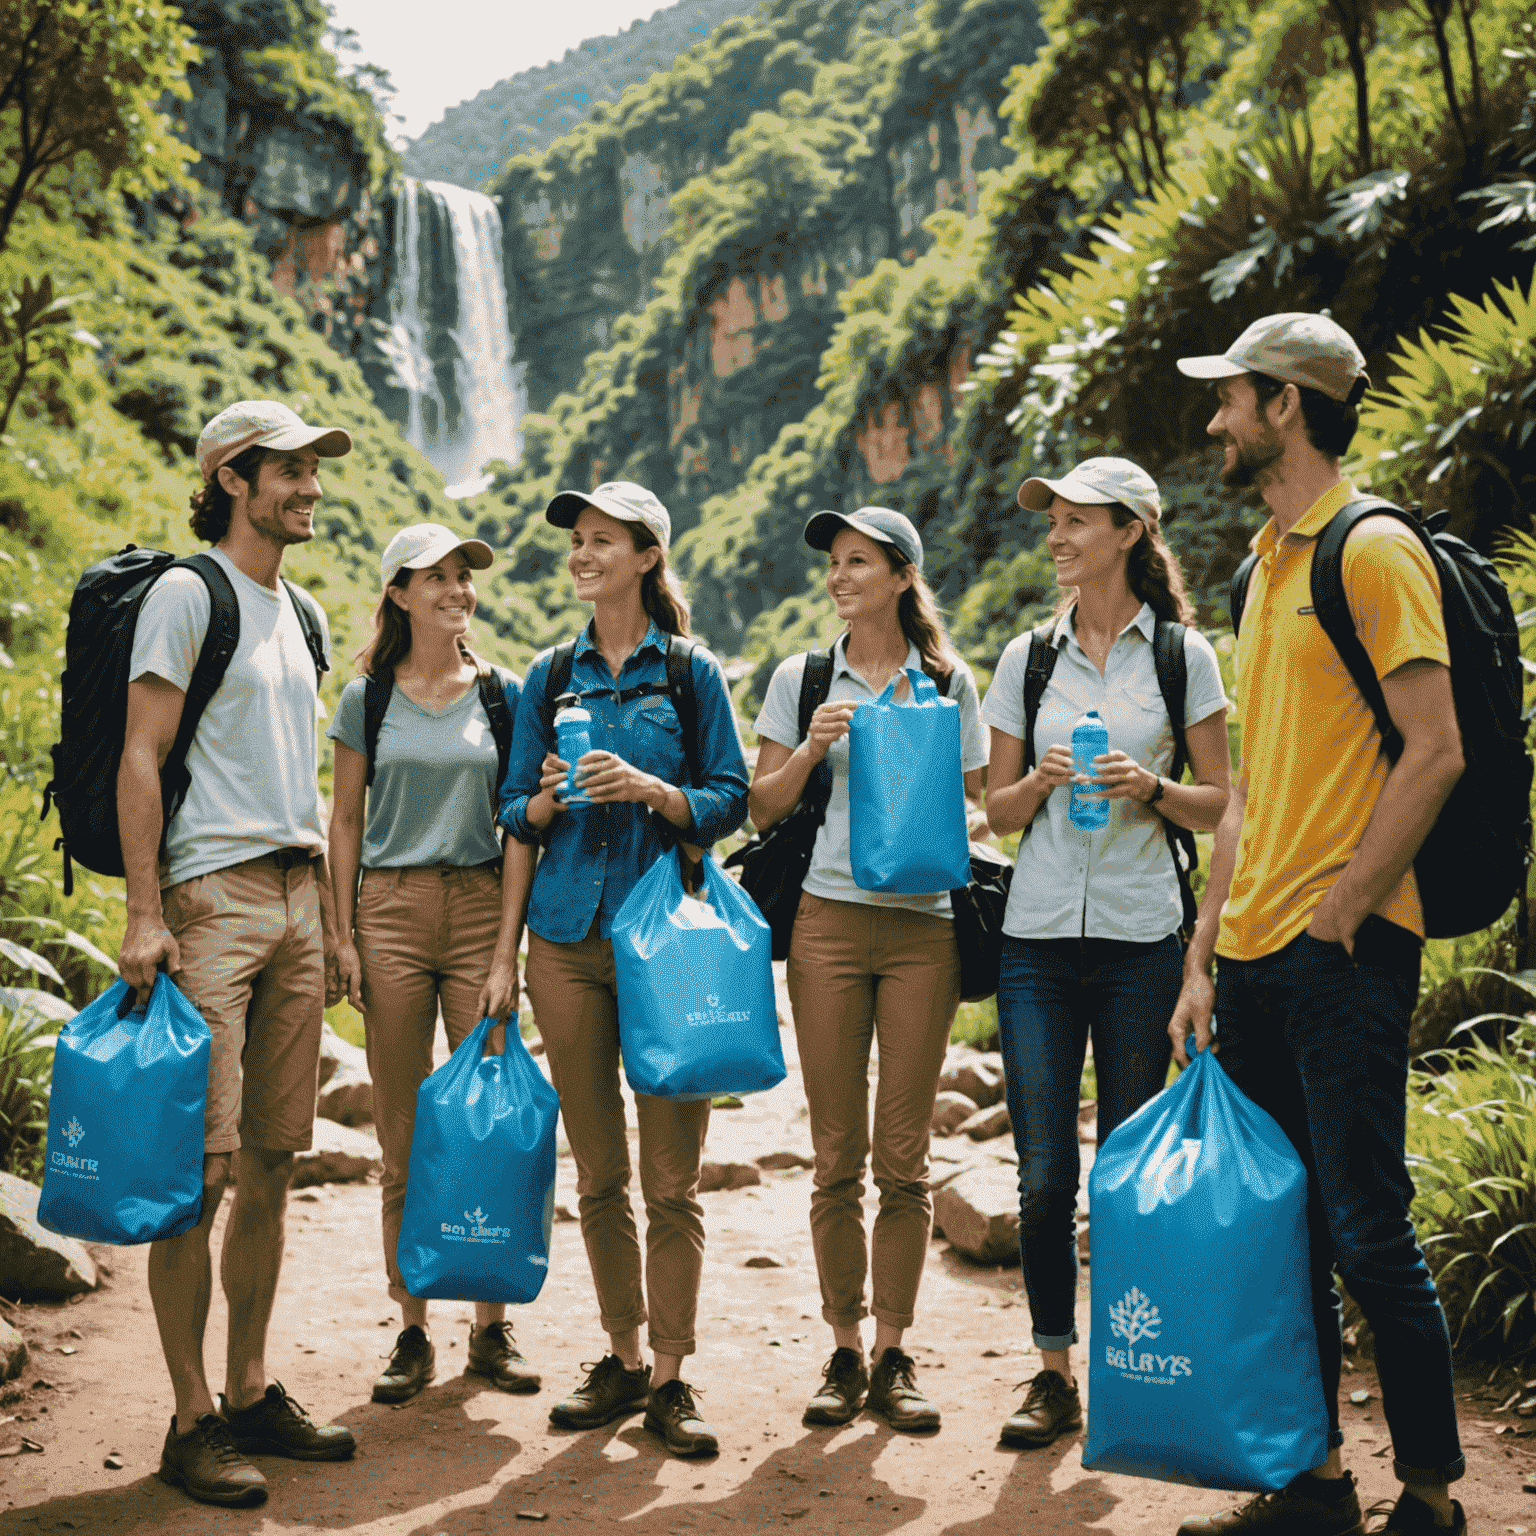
1083, 1046, 1329, 1490
614, 848, 784, 1101
396, 1013, 560, 1304
848, 667, 970, 893
40, 974, 210, 1245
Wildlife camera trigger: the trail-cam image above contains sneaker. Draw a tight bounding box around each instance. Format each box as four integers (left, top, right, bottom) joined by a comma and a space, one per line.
1370, 1492, 1466, 1536
803, 1347, 869, 1427
466, 1320, 541, 1393
643, 1378, 719, 1457
157, 1414, 267, 1507
219, 1382, 357, 1462
373, 1324, 435, 1404
548, 1355, 652, 1429
865, 1347, 941, 1433
1177, 1471, 1366, 1536
1000, 1369, 1082, 1448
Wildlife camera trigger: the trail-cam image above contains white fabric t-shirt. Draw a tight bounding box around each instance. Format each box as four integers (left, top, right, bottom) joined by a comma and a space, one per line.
981, 604, 1228, 942
129, 547, 330, 886
754, 636, 988, 918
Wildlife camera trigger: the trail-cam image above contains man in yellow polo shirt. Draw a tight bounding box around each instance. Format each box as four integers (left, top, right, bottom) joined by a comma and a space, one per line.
1167, 315, 1467, 1536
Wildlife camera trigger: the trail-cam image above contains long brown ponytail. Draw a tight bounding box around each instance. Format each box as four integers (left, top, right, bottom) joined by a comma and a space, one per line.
1053, 505, 1195, 626
631, 524, 691, 637
874, 544, 964, 680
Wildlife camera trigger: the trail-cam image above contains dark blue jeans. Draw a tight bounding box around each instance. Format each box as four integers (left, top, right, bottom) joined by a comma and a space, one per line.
1215, 916, 1464, 1486
997, 933, 1182, 1348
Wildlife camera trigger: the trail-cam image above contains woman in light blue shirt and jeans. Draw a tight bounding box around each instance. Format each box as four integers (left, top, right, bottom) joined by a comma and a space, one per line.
980, 458, 1231, 1452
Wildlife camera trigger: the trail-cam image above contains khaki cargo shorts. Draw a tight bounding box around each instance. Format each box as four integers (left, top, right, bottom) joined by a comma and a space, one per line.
162, 853, 326, 1155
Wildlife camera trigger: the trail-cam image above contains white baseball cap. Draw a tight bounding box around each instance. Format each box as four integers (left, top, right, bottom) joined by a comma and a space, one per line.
379, 523, 495, 589
1017, 456, 1162, 525
545, 481, 671, 549
1177, 312, 1370, 404
197, 399, 351, 481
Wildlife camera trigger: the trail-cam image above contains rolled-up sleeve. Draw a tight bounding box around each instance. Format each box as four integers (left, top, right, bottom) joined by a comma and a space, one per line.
677, 649, 749, 845
498, 654, 551, 845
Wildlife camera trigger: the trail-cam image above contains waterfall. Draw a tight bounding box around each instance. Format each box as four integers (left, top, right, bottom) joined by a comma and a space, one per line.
384, 177, 525, 497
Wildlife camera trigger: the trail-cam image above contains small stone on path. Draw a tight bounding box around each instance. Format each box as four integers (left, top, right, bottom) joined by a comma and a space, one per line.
698, 1161, 760, 1192
104, 1454, 123, 1469
1349, 1390, 1373, 1404
959, 1103, 1011, 1141
931, 1091, 977, 1136
755, 1151, 814, 1171
745, 1255, 783, 1269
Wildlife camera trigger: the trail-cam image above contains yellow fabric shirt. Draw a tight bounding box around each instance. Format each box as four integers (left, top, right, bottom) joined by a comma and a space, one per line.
1217, 482, 1450, 961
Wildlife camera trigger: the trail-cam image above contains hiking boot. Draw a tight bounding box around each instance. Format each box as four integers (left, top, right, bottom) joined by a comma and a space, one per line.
466, 1320, 541, 1393
1178, 1471, 1366, 1536
157, 1414, 267, 1507
866, 1347, 941, 1433
803, 1347, 869, 1426
643, 1378, 719, 1457
219, 1382, 356, 1461
548, 1355, 651, 1429
1000, 1369, 1082, 1448
1370, 1492, 1466, 1536
372, 1324, 435, 1404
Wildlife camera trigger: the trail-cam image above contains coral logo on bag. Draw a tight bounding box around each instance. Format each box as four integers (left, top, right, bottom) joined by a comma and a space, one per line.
64, 1116, 85, 1149
439, 1204, 512, 1244
684, 991, 751, 1028
1104, 1287, 1191, 1383
50, 1113, 100, 1180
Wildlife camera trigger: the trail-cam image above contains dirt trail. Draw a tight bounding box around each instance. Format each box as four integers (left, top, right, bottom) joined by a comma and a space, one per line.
1, 971, 1531, 1535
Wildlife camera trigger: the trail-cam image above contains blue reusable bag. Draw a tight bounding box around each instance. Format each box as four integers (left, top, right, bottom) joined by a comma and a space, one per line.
848, 666, 970, 893
396, 1013, 560, 1304
613, 848, 785, 1100
1083, 1047, 1329, 1490
39, 974, 210, 1245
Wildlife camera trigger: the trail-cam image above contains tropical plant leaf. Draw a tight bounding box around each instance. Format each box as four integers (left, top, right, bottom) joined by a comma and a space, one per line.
0, 987, 75, 1024
0, 938, 64, 986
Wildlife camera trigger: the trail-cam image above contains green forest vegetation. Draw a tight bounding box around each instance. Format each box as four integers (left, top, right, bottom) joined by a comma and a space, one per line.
402, 0, 761, 188
0, 0, 1531, 1355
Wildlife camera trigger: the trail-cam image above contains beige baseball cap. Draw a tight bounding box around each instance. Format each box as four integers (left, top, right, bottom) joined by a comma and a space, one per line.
545, 481, 671, 549
1017, 456, 1162, 525
1177, 312, 1370, 404
196, 399, 352, 481
379, 523, 494, 589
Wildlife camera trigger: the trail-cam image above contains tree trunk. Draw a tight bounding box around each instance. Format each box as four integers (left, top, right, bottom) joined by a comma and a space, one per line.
1456, 0, 1485, 138
1327, 0, 1374, 174
1429, 8, 1468, 154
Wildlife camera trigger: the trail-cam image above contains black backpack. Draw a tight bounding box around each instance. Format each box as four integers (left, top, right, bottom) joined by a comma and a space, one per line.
540, 627, 702, 789
1020, 619, 1200, 938
42, 546, 328, 895
1229, 497, 1532, 940
362, 660, 517, 796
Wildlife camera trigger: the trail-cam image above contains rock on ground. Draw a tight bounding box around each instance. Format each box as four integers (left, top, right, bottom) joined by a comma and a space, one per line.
0, 1315, 27, 1379
754, 1151, 814, 1171
932, 1163, 1020, 1265
938, 1051, 1005, 1109
0, 1172, 97, 1300
931, 1090, 978, 1135
317, 1023, 374, 1126
960, 1102, 1012, 1141
697, 1161, 761, 1193
291, 1122, 382, 1188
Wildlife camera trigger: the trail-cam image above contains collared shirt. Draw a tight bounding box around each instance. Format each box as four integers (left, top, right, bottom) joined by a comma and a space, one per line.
499, 621, 749, 944
981, 603, 1229, 942
1217, 482, 1448, 961
754, 636, 988, 918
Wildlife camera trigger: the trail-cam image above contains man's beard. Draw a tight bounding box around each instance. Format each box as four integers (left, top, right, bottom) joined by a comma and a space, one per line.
248, 501, 315, 547
1219, 433, 1283, 490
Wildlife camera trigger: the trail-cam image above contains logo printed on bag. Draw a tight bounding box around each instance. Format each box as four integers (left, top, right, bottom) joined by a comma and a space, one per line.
1105, 1287, 1191, 1383
684, 993, 752, 1028
64, 1116, 85, 1149
439, 1203, 512, 1244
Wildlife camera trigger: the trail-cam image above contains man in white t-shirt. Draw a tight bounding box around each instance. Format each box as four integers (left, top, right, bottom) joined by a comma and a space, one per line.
118, 401, 358, 1508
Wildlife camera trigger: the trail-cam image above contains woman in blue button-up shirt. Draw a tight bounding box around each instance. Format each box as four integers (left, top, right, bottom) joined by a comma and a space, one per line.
497, 481, 748, 1459
980, 457, 1230, 1453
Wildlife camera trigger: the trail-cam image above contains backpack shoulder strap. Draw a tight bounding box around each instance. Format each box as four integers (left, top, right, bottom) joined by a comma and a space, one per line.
542, 638, 578, 727
796, 647, 836, 743
476, 661, 516, 796
280, 578, 329, 688
362, 673, 393, 789
1151, 619, 1190, 782
1229, 552, 1260, 636
1310, 496, 1424, 762
1022, 626, 1060, 772
663, 634, 702, 790
163, 553, 241, 818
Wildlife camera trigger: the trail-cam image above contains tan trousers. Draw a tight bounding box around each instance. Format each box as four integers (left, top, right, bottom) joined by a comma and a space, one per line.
355, 863, 502, 1302
526, 927, 711, 1356
786, 892, 961, 1331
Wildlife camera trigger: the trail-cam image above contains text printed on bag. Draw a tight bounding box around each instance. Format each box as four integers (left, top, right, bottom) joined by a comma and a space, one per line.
50, 1116, 101, 1181
684, 992, 753, 1029
1104, 1287, 1192, 1384
438, 1205, 520, 1247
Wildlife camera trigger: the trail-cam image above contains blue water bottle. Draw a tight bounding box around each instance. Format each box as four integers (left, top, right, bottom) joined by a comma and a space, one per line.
1069, 709, 1111, 830
553, 693, 592, 807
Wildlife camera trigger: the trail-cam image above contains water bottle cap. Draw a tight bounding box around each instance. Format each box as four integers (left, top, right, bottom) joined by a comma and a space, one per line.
554, 693, 580, 709
1086, 710, 1101, 719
